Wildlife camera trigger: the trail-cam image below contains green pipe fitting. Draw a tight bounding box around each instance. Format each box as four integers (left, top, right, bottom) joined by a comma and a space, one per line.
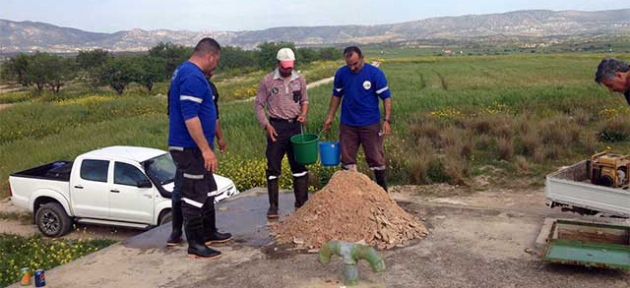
319, 241, 386, 286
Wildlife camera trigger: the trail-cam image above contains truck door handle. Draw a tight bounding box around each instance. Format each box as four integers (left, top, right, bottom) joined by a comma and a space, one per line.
74, 185, 83, 189
110, 189, 120, 193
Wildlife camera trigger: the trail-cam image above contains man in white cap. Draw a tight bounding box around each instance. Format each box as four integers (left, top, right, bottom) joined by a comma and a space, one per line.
254, 47, 310, 219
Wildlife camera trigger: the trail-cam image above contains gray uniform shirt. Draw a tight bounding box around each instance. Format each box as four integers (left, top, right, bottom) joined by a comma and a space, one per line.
255, 69, 309, 128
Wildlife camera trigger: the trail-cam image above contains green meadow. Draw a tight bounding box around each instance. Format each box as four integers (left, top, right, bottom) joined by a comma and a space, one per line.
2, 52, 630, 197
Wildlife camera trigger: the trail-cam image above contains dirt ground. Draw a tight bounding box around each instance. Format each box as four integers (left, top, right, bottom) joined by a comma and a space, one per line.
0, 103, 13, 111
5, 185, 630, 288
0, 198, 143, 241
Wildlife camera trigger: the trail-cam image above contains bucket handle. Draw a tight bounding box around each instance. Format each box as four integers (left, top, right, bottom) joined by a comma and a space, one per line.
319, 128, 338, 142
301, 124, 327, 141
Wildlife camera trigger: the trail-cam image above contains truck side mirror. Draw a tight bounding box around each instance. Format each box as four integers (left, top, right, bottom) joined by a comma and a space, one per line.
137, 179, 153, 188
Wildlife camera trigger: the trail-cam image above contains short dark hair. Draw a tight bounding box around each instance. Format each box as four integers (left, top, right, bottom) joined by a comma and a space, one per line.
595, 58, 630, 84
343, 46, 362, 58
193, 37, 221, 56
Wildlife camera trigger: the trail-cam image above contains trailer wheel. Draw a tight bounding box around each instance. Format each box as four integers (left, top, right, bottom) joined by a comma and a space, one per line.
36, 202, 73, 237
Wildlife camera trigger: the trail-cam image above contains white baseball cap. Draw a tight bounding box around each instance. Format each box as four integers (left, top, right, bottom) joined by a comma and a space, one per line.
277, 48, 295, 69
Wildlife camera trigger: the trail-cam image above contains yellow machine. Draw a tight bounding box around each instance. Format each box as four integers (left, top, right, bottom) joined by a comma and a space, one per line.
590, 151, 630, 188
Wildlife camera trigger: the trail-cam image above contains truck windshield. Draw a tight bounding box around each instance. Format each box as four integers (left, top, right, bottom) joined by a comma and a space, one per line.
143, 153, 176, 185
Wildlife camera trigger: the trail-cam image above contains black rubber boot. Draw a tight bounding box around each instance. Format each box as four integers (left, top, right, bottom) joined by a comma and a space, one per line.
202, 199, 232, 244
166, 200, 184, 246
185, 217, 221, 258
267, 178, 279, 219
374, 170, 388, 192
293, 174, 309, 209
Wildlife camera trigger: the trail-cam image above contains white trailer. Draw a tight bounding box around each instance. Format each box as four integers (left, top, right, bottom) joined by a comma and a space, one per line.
546, 160, 630, 218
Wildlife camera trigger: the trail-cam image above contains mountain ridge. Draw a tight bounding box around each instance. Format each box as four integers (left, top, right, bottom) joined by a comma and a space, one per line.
1, 9, 629, 52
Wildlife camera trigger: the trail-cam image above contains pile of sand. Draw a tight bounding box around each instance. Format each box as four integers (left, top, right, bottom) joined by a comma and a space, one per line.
272, 171, 429, 250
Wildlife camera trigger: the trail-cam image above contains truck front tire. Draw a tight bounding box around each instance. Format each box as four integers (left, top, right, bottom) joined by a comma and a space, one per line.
36, 202, 73, 237
158, 209, 172, 226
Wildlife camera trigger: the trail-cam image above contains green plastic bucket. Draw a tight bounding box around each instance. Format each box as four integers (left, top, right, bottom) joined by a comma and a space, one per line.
290, 133, 319, 165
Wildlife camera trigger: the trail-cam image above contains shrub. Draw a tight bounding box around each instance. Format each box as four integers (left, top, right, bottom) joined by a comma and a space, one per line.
488, 119, 514, 139
514, 156, 530, 173
571, 108, 592, 126
497, 136, 514, 161
539, 118, 572, 146
518, 126, 540, 157
443, 155, 468, 185
599, 116, 630, 142
410, 118, 441, 147
406, 138, 437, 185
427, 159, 451, 183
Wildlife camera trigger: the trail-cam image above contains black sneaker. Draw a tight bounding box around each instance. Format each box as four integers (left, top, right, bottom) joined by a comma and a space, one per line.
188, 244, 221, 258
205, 231, 232, 245
166, 232, 183, 246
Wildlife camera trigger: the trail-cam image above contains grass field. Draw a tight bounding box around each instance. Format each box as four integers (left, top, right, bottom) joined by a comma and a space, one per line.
2, 52, 630, 198
0, 234, 115, 287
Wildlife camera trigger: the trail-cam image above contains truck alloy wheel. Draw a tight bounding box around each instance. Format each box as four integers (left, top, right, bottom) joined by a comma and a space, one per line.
35, 202, 73, 237
41, 210, 60, 234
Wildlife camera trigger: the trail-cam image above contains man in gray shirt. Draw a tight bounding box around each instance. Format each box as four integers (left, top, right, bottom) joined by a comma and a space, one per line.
255, 48, 310, 219
595, 58, 630, 105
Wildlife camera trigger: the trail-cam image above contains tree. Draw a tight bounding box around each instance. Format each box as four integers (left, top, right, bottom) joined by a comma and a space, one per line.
76, 49, 110, 70
148, 42, 191, 79
1, 54, 31, 86
100, 56, 142, 95
48, 57, 76, 94
23, 53, 76, 94
26, 52, 53, 92
219, 46, 257, 71
256, 42, 296, 71
135, 56, 166, 92
318, 47, 339, 61
296, 48, 317, 64
76, 49, 111, 89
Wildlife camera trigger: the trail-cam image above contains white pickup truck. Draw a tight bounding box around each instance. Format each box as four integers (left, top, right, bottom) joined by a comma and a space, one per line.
9, 146, 239, 237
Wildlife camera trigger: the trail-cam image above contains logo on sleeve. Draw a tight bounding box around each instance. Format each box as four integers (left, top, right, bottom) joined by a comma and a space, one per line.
362, 81, 372, 90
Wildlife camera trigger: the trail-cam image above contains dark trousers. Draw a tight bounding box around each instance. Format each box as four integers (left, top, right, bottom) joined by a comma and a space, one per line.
169, 149, 217, 220
266, 119, 309, 208
266, 119, 308, 179
340, 123, 386, 171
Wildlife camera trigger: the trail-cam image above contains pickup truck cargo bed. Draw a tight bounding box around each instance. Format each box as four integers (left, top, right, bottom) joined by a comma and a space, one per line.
11, 161, 73, 182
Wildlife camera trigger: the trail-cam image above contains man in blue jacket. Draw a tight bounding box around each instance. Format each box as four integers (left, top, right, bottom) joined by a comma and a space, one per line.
167, 38, 231, 258
323, 46, 393, 191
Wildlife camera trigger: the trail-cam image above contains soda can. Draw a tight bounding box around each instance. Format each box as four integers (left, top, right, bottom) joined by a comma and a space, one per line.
19, 267, 32, 286
34, 269, 46, 287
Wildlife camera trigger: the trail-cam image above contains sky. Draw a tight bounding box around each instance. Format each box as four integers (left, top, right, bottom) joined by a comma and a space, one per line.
1, 0, 629, 33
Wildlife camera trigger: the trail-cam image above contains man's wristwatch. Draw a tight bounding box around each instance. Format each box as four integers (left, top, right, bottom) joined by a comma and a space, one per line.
384, 118, 392, 124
